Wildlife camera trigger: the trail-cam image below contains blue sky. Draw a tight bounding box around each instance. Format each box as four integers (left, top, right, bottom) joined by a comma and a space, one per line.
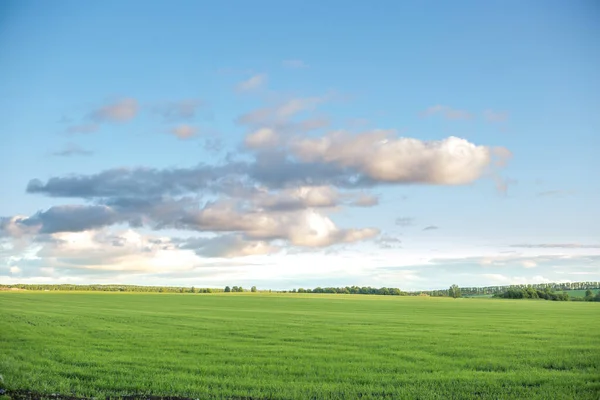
1, 0, 599, 290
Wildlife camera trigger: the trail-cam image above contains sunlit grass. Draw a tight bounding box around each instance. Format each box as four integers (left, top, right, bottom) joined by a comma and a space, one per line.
1, 292, 599, 399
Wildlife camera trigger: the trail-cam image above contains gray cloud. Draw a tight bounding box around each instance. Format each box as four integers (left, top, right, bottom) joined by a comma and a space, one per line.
179, 235, 278, 258
17, 205, 119, 234
423, 225, 439, 231
26, 164, 238, 198
52, 143, 93, 157
375, 234, 402, 249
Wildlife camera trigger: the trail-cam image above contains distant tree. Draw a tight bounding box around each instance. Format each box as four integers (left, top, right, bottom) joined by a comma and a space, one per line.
224, 286, 231, 293
190, 286, 196, 293
585, 289, 593, 298
251, 286, 257, 292
232, 286, 239, 292
449, 284, 461, 299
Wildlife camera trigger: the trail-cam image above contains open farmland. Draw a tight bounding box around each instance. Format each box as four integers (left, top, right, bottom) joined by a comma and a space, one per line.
1, 293, 599, 399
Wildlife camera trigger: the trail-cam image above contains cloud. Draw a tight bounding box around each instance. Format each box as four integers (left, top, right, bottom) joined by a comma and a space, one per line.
289, 132, 501, 185
252, 186, 340, 212
179, 235, 278, 258
375, 234, 402, 249
90, 98, 139, 122
245, 128, 279, 149
169, 125, 198, 140
52, 143, 93, 157
420, 105, 473, 120
483, 110, 509, 123
152, 99, 202, 121
395, 217, 414, 227
66, 124, 99, 134
179, 203, 379, 247
15, 205, 119, 234
350, 193, 379, 207
283, 60, 308, 69
521, 260, 538, 268
423, 226, 439, 231
237, 95, 328, 126
236, 74, 267, 92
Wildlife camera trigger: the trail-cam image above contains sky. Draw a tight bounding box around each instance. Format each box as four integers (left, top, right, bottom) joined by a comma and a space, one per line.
1, 0, 599, 290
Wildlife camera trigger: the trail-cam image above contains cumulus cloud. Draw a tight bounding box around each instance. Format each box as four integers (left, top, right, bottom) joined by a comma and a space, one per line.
252, 186, 340, 211
180, 203, 379, 247
7, 91, 514, 269
236, 74, 267, 92
290, 132, 501, 185
31, 229, 198, 274
52, 143, 93, 157
421, 105, 473, 120
90, 98, 139, 122
169, 124, 198, 139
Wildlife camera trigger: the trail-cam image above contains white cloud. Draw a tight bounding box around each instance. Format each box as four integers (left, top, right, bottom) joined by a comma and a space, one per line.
244, 128, 279, 148
236, 74, 267, 92
291, 132, 500, 185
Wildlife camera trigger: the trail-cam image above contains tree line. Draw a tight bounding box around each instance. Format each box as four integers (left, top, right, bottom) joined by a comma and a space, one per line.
493, 287, 600, 302
1, 282, 598, 300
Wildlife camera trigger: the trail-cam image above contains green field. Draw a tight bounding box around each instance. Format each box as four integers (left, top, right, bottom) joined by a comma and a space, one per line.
564, 289, 600, 297
1, 293, 599, 399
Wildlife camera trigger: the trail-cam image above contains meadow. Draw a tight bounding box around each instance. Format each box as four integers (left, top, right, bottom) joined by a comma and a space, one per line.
1, 292, 599, 399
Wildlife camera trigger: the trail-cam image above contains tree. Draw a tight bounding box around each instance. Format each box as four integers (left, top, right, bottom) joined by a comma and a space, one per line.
224, 286, 231, 293
449, 284, 461, 299
251, 286, 257, 292
585, 289, 593, 298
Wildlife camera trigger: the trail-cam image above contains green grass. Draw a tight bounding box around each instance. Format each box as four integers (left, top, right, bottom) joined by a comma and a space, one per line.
564, 289, 600, 297
1, 293, 599, 399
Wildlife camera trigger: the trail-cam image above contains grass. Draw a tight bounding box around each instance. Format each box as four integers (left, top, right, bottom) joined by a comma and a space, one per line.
1, 292, 599, 399
564, 289, 600, 297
